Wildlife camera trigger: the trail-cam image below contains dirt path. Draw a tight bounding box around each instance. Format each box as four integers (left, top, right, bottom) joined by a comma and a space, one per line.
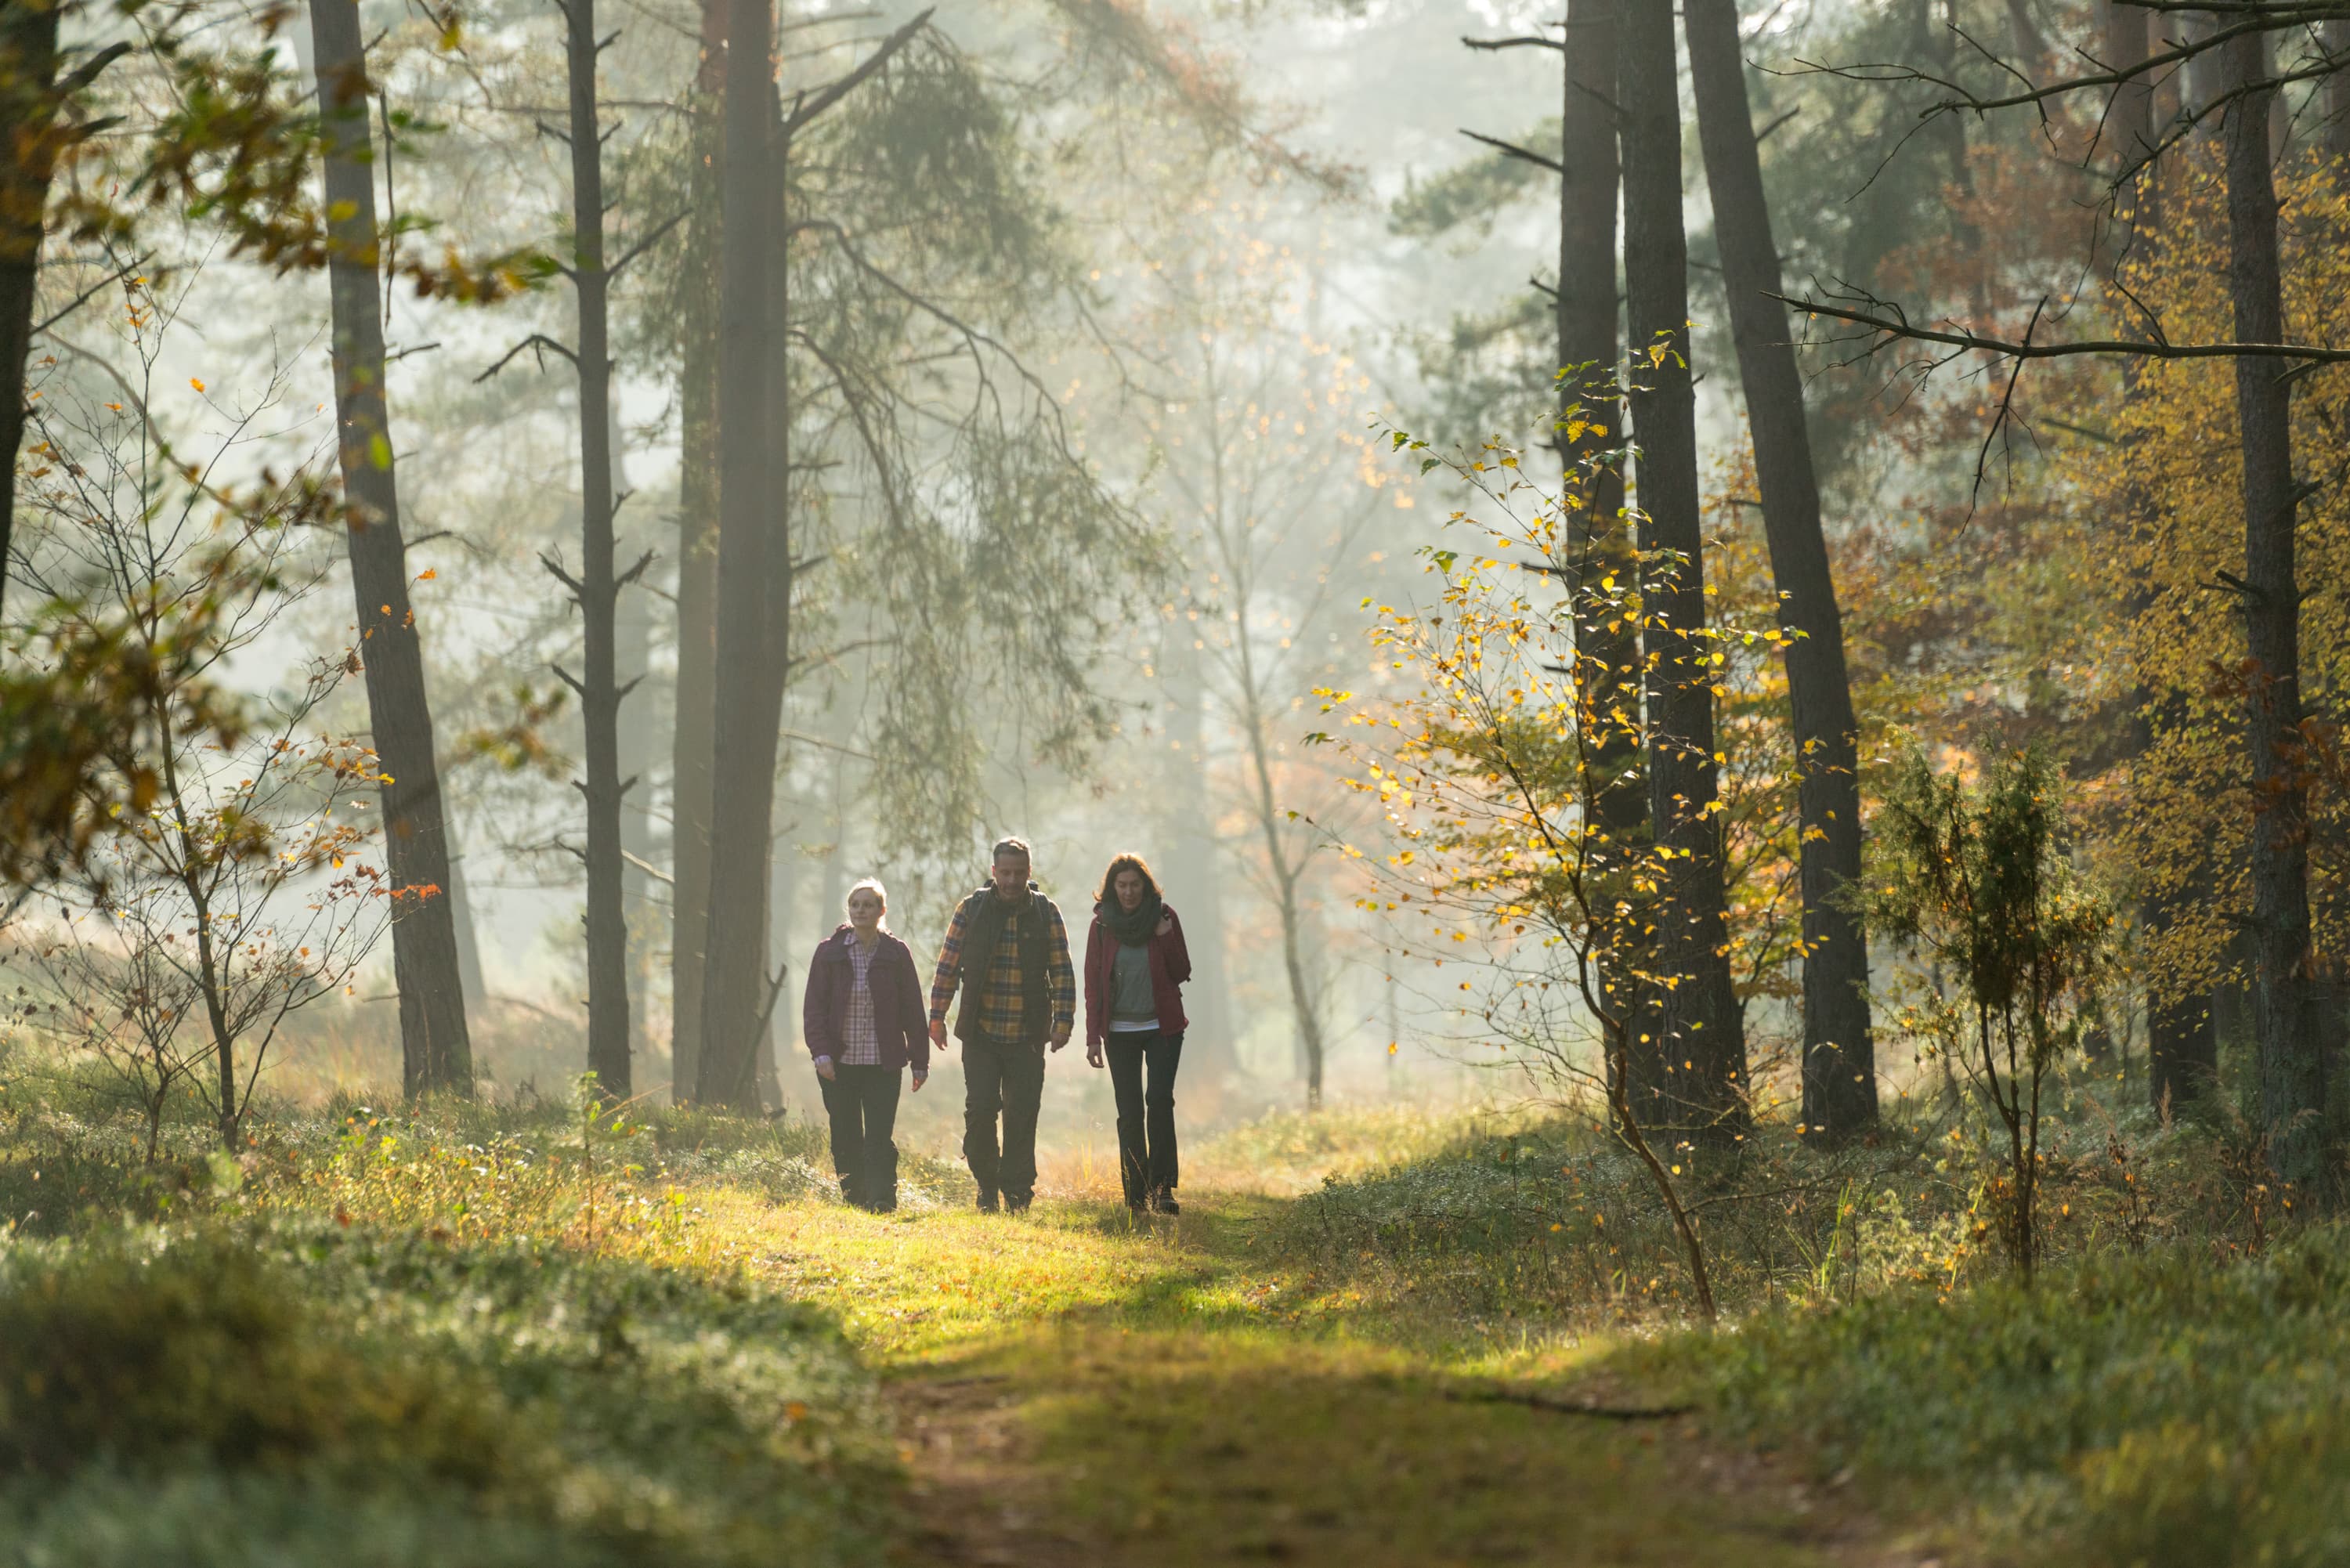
889, 1371, 1091, 1567
763, 1186, 1929, 1568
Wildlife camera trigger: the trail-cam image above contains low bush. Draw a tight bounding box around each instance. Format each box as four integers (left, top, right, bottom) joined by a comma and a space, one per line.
0, 1222, 894, 1567
1260, 1097, 2274, 1330
1644, 1229, 2350, 1566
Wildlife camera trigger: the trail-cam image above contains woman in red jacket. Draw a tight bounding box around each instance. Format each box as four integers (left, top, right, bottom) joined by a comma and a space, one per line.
1083, 853, 1191, 1215
801, 878, 928, 1212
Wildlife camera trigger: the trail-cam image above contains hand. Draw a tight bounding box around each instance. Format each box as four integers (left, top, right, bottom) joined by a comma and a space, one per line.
928, 1018, 948, 1048
813, 1056, 837, 1082
911, 1069, 928, 1093
1050, 1026, 1071, 1052
1155, 912, 1173, 936
1085, 1044, 1103, 1070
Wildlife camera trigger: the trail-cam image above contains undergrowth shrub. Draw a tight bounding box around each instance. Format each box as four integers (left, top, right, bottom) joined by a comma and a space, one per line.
1643, 1228, 2350, 1566
0, 1223, 893, 1567
1267, 1103, 2275, 1325
0, 1237, 516, 1483
1191, 1102, 1491, 1192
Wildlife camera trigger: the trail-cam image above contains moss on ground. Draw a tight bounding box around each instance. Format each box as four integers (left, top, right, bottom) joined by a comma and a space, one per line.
7, 1079, 2344, 1567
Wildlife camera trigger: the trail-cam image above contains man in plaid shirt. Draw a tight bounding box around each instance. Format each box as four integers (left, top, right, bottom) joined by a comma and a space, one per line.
928, 836, 1075, 1212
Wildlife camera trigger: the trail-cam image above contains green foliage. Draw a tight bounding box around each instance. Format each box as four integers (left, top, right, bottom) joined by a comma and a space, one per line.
1871, 746, 2113, 1276
0, 588, 248, 891
1390, 134, 1554, 242
1262, 1112, 1956, 1326
1654, 1230, 2350, 1566
0, 1221, 892, 1567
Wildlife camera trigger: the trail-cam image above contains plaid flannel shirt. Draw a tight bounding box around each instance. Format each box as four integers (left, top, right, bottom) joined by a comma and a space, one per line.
837, 933, 880, 1066
928, 888, 1076, 1043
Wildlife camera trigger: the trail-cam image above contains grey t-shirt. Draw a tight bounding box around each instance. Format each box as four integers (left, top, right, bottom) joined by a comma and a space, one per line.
1109, 941, 1156, 1026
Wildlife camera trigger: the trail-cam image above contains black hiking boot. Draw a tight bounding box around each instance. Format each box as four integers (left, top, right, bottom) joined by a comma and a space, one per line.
1005, 1191, 1033, 1216
1150, 1188, 1180, 1216
975, 1187, 1000, 1213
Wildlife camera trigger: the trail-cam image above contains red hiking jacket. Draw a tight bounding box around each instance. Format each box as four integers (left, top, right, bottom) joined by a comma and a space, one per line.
1082, 904, 1193, 1050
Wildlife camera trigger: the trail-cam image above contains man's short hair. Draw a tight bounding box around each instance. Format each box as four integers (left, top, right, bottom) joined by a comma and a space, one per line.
992, 836, 1032, 865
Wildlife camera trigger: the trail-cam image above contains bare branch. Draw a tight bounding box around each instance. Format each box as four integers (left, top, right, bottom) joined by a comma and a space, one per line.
31, 250, 155, 337
540, 552, 585, 598
1461, 33, 1567, 52
606, 209, 687, 279
1773, 291, 2350, 364
1459, 128, 1564, 174
782, 7, 935, 133
475, 333, 579, 381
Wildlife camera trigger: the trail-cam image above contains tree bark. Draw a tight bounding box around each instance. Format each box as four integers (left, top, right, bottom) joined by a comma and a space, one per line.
1159, 629, 1238, 1093
692, 0, 779, 1109
1556, 0, 1649, 1096
1684, 0, 1877, 1141
2220, 24, 2326, 1188
1241, 645, 1325, 1110
747, 110, 797, 1112
2092, 0, 2214, 1113
1618, 0, 1748, 1140
563, 0, 633, 1099
669, 0, 725, 1102
0, 2, 63, 623
613, 408, 655, 1052
309, 0, 472, 1097
2327, 21, 2350, 164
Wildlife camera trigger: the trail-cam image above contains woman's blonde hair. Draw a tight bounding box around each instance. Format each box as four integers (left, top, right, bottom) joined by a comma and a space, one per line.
846, 876, 890, 931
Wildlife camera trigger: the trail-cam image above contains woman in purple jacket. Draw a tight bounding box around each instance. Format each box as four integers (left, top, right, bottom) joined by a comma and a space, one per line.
802, 877, 929, 1212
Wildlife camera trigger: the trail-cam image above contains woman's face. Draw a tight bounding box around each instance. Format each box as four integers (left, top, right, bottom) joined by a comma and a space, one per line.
1114, 868, 1145, 912
847, 888, 884, 932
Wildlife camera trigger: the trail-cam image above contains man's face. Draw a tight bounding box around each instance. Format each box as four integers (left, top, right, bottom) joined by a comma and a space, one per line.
992, 852, 1030, 899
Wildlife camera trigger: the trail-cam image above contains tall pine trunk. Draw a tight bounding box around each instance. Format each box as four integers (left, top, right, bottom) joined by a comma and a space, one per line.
1683, 0, 1876, 1140
750, 120, 797, 1107
1618, 0, 1748, 1139
692, 0, 779, 1108
2099, 0, 2215, 1111
1556, 0, 1648, 1078
562, 0, 633, 1097
0, 4, 63, 622
1160, 630, 1237, 1095
614, 409, 656, 1051
309, 0, 472, 1097
668, 0, 725, 1101
2327, 21, 2350, 164
2220, 26, 2326, 1188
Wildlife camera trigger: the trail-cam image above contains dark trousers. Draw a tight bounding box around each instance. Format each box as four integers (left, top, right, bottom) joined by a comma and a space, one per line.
819, 1064, 902, 1212
962, 1033, 1047, 1201
1104, 1030, 1182, 1206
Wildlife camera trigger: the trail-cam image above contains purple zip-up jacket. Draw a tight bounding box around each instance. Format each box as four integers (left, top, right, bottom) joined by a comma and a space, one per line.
801, 926, 929, 1074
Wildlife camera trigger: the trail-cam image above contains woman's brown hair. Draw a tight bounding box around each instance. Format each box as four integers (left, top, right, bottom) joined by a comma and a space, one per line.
1096, 852, 1163, 905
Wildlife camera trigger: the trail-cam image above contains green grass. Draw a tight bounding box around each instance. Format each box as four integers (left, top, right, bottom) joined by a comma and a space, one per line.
0, 1220, 893, 1568
1631, 1229, 2350, 1567
7, 1066, 2340, 1568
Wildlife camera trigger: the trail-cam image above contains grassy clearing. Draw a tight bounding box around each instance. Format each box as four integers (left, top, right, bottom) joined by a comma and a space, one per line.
1, 1078, 1881, 1566
1633, 1231, 2350, 1567
9, 1060, 2339, 1568
0, 1221, 892, 1567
